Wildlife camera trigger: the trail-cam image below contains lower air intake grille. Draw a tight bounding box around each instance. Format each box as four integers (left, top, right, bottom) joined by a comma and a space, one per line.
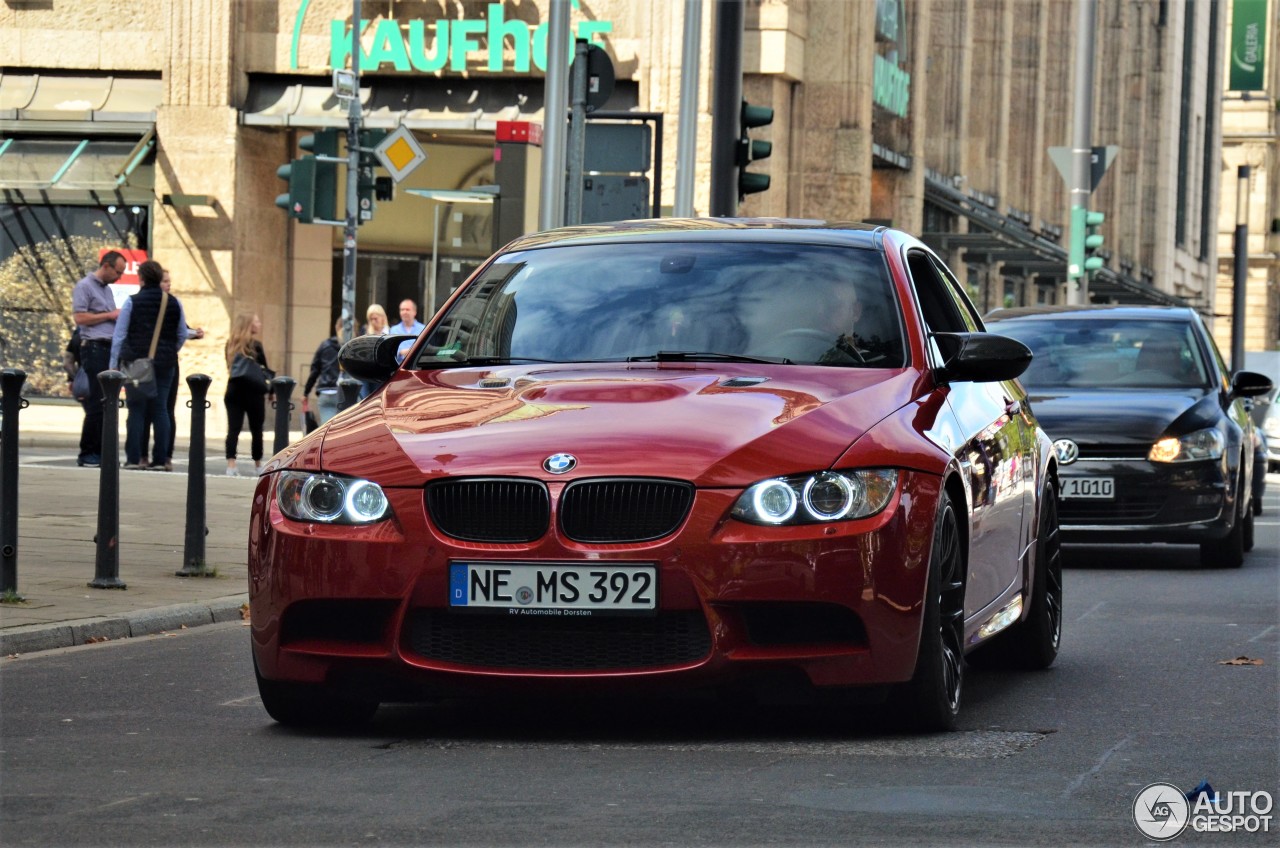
559, 478, 694, 543
425, 478, 550, 542
406, 610, 712, 671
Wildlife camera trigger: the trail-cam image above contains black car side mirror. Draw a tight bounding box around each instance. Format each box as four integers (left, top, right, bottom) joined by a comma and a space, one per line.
338, 334, 417, 382
1230, 370, 1274, 399
934, 332, 1033, 383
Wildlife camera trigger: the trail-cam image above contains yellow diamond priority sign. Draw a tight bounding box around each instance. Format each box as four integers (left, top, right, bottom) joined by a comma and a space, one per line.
375, 126, 427, 183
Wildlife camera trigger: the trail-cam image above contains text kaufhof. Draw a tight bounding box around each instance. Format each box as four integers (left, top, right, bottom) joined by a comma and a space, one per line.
1191, 791, 1273, 833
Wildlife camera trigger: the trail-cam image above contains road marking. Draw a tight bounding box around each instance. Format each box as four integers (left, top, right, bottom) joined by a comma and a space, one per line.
1248, 625, 1276, 643
1076, 601, 1107, 621
1062, 735, 1131, 799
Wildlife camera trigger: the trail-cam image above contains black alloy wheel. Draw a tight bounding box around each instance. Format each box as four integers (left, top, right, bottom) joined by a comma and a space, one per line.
979, 483, 1063, 670
893, 491, 965, 731
1200, 474, 1247, 569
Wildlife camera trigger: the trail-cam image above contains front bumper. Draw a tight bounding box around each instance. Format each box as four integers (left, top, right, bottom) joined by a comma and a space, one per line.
248, 470, 943, 700
1056, 456, 1234, 543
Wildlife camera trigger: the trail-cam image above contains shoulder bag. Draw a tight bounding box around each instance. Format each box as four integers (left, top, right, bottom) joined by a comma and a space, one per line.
230, 350, 270, 392
122, 292, 168, 402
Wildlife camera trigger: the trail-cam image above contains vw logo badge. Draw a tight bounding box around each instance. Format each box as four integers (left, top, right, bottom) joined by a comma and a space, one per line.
543, 453, 577, 474
1053, 439, 1080, 465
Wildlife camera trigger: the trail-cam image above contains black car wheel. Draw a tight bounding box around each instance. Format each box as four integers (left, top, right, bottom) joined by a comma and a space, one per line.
978, 483, 1063, 670
1242, 506, 1255, 552
1200, 480, 1246, 569
254, 655, 379, 728
893, 491, 965, 732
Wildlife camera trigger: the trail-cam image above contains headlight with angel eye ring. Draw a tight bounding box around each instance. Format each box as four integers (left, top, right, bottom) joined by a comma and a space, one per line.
731, 469, 899, 525
275, 471, 393, 524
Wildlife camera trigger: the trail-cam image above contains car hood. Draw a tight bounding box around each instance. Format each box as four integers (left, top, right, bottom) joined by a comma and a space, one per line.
316, 364, 919, 487
1026, 387, 1222, 446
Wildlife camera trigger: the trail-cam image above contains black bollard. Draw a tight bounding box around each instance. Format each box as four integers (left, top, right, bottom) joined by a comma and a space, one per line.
337, 374, 361, 413
271, 375, 296, 455
178, 374, 212, 577
90, 370, 126, 589
1, 369, 29, 595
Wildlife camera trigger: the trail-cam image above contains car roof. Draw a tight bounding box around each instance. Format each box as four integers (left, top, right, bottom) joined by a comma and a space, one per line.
501, 217, 888, 252
985, 304, 1198, 323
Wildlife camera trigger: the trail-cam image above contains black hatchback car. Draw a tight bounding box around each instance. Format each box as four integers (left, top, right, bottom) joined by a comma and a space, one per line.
987, 306, 1272, 568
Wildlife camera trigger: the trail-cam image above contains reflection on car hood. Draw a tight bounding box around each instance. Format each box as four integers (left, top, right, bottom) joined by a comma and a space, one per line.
318, 364, 917, 487
1026, 388, 1219, 445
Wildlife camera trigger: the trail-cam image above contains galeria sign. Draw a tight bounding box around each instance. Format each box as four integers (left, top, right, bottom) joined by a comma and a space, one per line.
322, 3, 613, 73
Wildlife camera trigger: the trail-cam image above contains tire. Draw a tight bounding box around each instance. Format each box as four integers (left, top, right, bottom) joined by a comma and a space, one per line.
1252, 492, 1263, 517
1242, 507, 1255, 552
892, 491, 965, 732
254, 655, 379, 728
985, 484, 1063, 670
1200, 491, 1245, 569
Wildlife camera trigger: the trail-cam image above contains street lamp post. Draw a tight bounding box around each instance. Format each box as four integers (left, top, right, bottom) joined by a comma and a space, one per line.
1232, 165, 1250, 372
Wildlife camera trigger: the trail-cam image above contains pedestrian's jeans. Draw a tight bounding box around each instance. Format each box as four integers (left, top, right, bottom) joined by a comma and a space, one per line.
78, 342, 112, 460
316, 388, 339, 424
125, 364, 177, 466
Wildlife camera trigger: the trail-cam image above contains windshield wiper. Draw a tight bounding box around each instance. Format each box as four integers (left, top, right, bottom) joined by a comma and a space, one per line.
627, 350, 792, 365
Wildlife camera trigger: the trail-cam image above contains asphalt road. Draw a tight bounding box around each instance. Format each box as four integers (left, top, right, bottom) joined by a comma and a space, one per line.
2, 481, 1277, 847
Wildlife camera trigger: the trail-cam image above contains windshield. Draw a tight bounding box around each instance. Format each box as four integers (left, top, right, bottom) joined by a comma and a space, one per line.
411, 242, 906, 368
991, 318, 1211, 390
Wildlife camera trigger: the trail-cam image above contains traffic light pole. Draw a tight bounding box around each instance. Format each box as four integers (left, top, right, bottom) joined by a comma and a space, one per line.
1067, 0, 1096, 305
708, 0, 743, 217
341, 0, 362, 349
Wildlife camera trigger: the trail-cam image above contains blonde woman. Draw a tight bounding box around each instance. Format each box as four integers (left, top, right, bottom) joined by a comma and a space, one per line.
358, 303, 389, 400
364, 303, 389, 336
224, 313, 271, 476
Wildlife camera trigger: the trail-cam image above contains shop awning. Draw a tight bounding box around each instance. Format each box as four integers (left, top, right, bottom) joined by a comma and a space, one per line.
922, 173, 1185, 307
0, 74, 159, 205
240, 77, 546, 132
0, 73, 162, 134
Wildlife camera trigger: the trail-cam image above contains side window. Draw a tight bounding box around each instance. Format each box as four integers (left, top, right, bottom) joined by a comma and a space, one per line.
906, 250, 968, 334
931, 257, 983, 332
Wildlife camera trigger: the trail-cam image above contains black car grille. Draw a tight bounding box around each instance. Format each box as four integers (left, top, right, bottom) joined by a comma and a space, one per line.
1060, 493, 1167, 523
1074, 443, 1149, 460
425, 478, 550, 542
559, 479, 695, 543
406, 610, 712, 671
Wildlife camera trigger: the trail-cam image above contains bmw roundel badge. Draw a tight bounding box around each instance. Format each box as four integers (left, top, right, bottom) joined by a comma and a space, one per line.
543, 453, 577, 474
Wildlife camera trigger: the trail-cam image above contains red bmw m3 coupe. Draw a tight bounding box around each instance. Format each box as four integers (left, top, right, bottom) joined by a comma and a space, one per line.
249, 219, 1062, 731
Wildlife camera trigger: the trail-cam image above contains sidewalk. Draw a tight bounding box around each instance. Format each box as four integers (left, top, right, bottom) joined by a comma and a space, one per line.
0, 400, 278, 656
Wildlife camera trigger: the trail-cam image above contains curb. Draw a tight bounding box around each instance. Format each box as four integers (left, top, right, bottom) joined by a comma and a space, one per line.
1, 594, 249, 656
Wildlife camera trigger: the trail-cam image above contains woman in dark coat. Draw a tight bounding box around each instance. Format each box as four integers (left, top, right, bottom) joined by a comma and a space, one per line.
109, 260, 183, 470
224, 312, 271, 476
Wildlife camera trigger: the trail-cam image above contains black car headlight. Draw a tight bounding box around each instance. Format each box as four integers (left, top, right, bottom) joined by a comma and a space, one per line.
276, 471, 392, 524
1148, 428, 1225, 463
731, 470, 898, 525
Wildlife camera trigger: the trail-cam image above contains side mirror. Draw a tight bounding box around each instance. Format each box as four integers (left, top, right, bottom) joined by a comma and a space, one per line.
934, 332, 1033, 383
338, 334, 417, 382
1230, 370, 1274, 399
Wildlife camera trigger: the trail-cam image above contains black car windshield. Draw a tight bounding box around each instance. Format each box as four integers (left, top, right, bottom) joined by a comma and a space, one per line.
991, 318, 1211, 389
411, 242, 906, 368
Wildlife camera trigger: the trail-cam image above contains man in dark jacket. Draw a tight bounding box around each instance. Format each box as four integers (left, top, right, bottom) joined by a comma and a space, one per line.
302, 317, 343, 426
109, 260, 186, 470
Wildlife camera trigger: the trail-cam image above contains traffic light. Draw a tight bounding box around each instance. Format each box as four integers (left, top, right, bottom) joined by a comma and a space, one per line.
737, 100, 774, 198
355, 129, 388, 223
275, 129, 340, 223
1083, 210, 1105, 277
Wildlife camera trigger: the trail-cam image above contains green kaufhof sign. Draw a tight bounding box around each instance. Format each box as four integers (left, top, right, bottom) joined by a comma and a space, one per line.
1229, 0, 1267, 91
289, 0, 612, 73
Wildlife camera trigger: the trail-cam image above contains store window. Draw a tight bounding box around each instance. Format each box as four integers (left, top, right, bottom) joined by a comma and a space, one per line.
0, 204, 148, 396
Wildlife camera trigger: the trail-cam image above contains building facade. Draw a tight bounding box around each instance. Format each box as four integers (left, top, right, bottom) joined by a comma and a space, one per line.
1, 0, 1228, 403
1216, 0, 1278, 363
